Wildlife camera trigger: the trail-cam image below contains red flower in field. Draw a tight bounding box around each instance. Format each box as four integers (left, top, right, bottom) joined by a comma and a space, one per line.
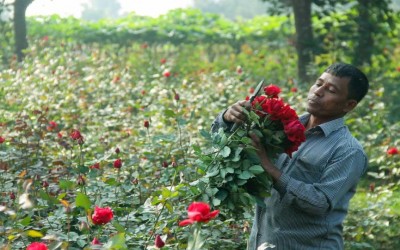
144, 120, 150, 128
92, 206, 113, 225
92, 237, 101, 245
290, 87, 298, 93
174, 93, 180, 101
178, 201, 219, 227
369, 182, 375, 192
42, 181, 49, 188
0, 136, 5, 143
70, 129, 83, 141
27, 242, 48, 250
263, 84, 281, 98
57, 132, 63, 139
155, 234, 165, 248
163, 70, 171, 78
115, 147, 120, 154
162, 161, 169, 168
90, 163, 100, 169
113, 159, 122, 169
160, 58, 167, 64
9, 192, 15, 200
387, 147, 399, 155
249, 87, 255, 94
236, 66, 243, 74
47, 121, 57, 131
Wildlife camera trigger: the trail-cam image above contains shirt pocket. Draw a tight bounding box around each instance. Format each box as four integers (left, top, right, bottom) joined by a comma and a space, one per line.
292, 156, 323, 184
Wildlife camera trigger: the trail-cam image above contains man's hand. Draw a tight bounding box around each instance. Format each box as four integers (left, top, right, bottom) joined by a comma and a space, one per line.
223, 100, 251, 124
249, 132, 282, 182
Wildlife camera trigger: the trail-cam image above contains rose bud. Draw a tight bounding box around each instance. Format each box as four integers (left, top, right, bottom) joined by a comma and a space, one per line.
155, 234, 165, 248
163, 70, 171, 78
174, 93, 180, 101
113, 159, 122, 169
92, 237, 101, 245
144, 120, 150, 128
115, 147, 120, 154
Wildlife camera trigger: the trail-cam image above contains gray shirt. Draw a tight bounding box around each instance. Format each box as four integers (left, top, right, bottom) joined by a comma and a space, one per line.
212, 113, 368, 250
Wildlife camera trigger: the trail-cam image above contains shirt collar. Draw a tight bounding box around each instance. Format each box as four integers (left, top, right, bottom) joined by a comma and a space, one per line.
300, 113, 345, 137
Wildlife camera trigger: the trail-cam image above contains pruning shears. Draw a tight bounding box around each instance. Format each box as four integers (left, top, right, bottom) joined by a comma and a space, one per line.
230, 79, 265, 132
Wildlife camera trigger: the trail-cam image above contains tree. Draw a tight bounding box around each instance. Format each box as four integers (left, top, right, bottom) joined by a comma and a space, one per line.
81, 0, 121, 21
13, 0, 32, 61
263, 0, 395, 83
193, 0, 271, 20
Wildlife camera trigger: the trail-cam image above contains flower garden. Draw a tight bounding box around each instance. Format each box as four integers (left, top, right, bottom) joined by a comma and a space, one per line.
0, 9, 399, 250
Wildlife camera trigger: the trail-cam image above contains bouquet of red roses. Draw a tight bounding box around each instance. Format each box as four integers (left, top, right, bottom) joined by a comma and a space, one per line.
195, 84, 306, 212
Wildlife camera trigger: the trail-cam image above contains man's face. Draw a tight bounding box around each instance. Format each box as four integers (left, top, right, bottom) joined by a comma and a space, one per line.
307, 72, 356, 121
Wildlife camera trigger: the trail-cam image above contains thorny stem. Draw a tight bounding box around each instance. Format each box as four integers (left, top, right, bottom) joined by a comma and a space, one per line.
143, 168, 179, 249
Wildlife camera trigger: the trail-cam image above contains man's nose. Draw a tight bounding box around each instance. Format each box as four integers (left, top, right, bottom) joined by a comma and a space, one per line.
313, 86, 324, 97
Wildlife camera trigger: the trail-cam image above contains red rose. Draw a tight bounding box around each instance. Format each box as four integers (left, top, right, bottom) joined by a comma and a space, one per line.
113, 159, 122, 169
278, 105, 298, 124
70, 129, 83, 140
261, 98, 285, 120
92, 206, 113, 225
144, 120, 150, 128
236, 66, 243, 74
47, 121, 57, 131
284, 120, 306, 144
92, 237, 101, 245
27, 242, 48, 250
155, 234, 165, 248
90, 163, 100, 169
387, 147, 399, 155
163, 71, 171, 77
0, 136, 5, 143
263, 84, 281, 98
178, 201, 219, 227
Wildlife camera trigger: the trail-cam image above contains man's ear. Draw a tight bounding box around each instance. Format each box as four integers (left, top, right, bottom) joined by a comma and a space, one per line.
344, 99, 358, 113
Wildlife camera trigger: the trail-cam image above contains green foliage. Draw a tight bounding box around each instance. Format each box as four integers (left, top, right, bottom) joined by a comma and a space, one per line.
0, 8, 399, 249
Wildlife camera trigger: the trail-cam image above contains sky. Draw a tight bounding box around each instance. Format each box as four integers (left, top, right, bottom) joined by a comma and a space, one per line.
26, 0, 193, 18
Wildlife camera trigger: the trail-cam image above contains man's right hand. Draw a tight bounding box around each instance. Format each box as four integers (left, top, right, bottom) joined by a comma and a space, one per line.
223, 100, 251, 125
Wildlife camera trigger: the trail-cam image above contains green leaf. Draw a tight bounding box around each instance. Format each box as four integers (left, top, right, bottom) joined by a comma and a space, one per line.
103, 233, 127, 250
75, 192, 91, 210
59, 180, 75, 190
238, 170, 254, 180
20, 216, 31, 227
249, 165, 265, 174
220, 146, 231, 158
164, 109, 176, 117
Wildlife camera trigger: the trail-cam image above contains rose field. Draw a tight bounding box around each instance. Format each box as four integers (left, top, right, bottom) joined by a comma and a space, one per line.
0, 9, 400, 250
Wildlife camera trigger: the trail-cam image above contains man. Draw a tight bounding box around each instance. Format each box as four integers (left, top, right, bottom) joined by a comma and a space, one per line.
211, 63, 369, 249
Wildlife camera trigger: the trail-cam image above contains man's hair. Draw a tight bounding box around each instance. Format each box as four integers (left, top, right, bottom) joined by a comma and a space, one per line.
324, 63, 369, 102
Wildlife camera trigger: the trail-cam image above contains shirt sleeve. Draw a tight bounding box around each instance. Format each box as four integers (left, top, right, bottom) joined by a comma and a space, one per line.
273, 148, 367, 216
210, 110, 234, 134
